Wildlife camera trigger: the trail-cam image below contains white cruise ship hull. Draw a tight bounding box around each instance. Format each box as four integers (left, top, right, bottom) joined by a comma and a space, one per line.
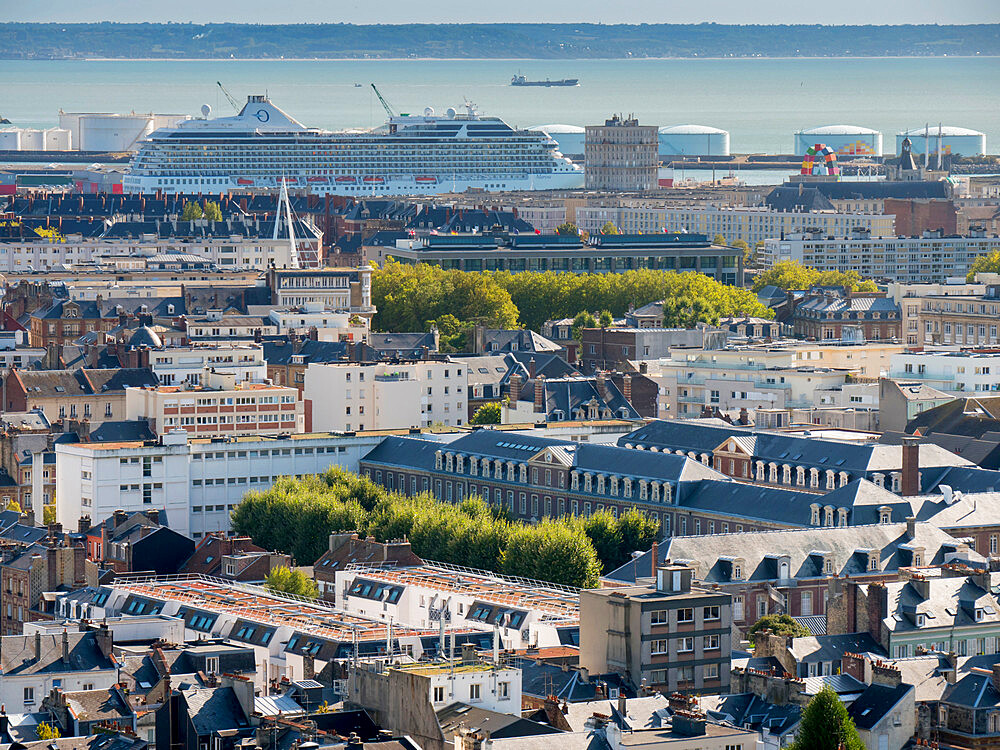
123, 170, 585, 196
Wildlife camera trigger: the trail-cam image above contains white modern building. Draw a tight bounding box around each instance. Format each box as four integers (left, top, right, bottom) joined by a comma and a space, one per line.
889, 349, 1000, 396
265, 303, 369, 340
577, 204, 892, 248
305, 361, 467, 431
149, 343, 267, 385
54, 429, 420, 538
762, 228, 1000, 283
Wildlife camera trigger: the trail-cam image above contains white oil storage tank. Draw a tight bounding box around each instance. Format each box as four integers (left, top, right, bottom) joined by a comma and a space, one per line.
43, 128, 72, 151
529, 124, 585, 156
794, 125, 882, 157
896, 126, 986, 157
77, 113, 156, 152
658, 125, 730, 157
19, 129, 44, 150
0, 129, 21, 150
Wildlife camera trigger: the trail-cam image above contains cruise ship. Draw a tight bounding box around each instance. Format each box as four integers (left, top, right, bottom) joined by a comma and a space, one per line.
122, 95, 584, 195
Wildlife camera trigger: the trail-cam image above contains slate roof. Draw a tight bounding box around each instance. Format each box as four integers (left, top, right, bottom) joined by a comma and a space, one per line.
943, 666, 1000, 708
878, 573, 1000, 634
520, 663, 635, 702
699, 693, 801, 739
0, 524, 49, 545
362, 431, 725, 488
788, 633, 886, 664
14, 367, 158, 397
524, 376, 640, 420
61, 687, 134, 723
561, 695, 669, 732
9, 735, 148, 750
0, 632, 116, 675
180, 686, 252, 736
89, 420, 157, 443
620, 419, 971, 475
262, 339, 349, 366
846, 683, 912, 731
920, 465, 1000, 494
605, 518, 979, 584
436, 703, 561, 740
368, 332, 438, 357
765, 185, 838, 212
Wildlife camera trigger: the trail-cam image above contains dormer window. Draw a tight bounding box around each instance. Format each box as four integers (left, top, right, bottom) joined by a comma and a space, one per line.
879, 507, 891, 525
916, 613, 926, 627
733, 564, 742, 580
868, 553, 879, 572
976, 608, 985, 622
825, 559, 834, 574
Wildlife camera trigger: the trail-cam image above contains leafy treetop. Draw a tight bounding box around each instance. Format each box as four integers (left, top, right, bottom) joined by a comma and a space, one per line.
747, 613, 812, 645
788, 686, 865, 750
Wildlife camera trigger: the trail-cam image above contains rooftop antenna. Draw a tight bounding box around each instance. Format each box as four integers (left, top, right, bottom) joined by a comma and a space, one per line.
937, 124, 943, 171
493, 622, 500, 665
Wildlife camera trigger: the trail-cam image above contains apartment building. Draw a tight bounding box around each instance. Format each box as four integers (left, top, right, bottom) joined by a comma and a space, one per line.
909, 284, 1000, 347
55, 428, 398, 538
125, 372, 302, 438
304, 360, 466, 431
792, 288, 901, 342
148, 343, 267, 385
584, 115, 658, 191
762, 228, 1000, 283
0, 218, 320, 272
265, 267, 374, 315
265, 303, 368, 340
580, 565, 732, 694
5, 367, 159, 424
184, 310, 277, 342
889, 350, 1000, 396
577, 203, 892, 247
886, 280, 989, 346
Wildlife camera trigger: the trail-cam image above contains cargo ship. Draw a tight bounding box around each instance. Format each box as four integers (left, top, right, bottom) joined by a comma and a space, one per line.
510, 74, 579, 87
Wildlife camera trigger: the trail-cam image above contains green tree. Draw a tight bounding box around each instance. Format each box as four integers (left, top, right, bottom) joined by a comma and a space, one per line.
600, 221, 619, 235
203, 200, 223, 221
731, 239, 751, 261
181, 201, 203, 221
967, 250, 1000, 282
788, 686, 865, 750
598, 309, 614, 328
753, 261, 878, 293
571, 311, 597, 341
429, 313, 471, 352
36, 723, 61, 741
555, 222, 580, 237
712, 234, 728, 246
264, 566, 320, 599
470, 402, 502, 425
43, 505, 57, 525
747, 613, 811, 645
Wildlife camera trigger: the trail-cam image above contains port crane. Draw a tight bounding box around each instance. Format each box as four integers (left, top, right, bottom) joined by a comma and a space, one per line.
216, 81, 241, 112
370, 84, 396, 118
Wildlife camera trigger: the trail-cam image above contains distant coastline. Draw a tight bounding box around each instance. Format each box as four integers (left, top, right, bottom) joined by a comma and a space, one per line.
0, 22, 996, 60
53, 55, 1000, 63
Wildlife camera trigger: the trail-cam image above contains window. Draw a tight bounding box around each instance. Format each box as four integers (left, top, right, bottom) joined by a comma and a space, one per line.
704, 634, 720, 650
498, 681, 510, 700
650, 610, 667, 625
650, 639, 668, 655
469, 683, 481, 701
23, 687, 34, 705
433, 686, 445, 703
677, 607, 694, 623
704, 605, 720, 621
206, 657, 219, 674
678, 637, 695, 652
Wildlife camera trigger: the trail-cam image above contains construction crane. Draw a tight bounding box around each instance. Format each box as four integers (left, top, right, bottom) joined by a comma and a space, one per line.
370, 84, 396, 119
216, 81, 241, 112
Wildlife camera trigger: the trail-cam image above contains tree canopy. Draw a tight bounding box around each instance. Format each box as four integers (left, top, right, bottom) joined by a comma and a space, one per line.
600, 221, 619, 235
747, 613, 812, 644
264, 566, 320, 599
373, 262, 771, 336
788, 686, 865, 750
556, 222, 580, 236
180, 201, 203, 221
752, 260, 879, 293
470, 402, 502, 425
967, 250, 1000, 282
231, 467, 660, 588
203, 200, 223, 222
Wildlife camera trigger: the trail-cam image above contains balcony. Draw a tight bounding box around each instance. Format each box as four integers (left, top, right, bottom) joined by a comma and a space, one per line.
887, 371, 953, 381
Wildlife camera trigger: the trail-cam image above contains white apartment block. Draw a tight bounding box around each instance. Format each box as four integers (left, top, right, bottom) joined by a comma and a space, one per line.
889, 350, 1000, 396
576, 203, 892, 246
305, 361, 467, 431
641, 344, 886, 417
0, 233, 313, 273
125, 371, 304, 437
265, 304, 369, 340
762, 229, 1000, 283
150, 344, 267, 385
55, 429, 401, 538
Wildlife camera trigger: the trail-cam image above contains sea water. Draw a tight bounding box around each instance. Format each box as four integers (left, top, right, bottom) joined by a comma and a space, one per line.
2, 57, 997, 154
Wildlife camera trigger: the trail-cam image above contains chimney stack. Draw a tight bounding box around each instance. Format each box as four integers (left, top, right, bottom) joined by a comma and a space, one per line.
528, 357, 536, 380
650, 541, 658, 579
35, 631, 41, 661
113, 509, 128, 528
623, 374, 632, 404
534, 375, 545, 413
906, 516, 916, 540
901, 437, 920, 496
61, 629, 69, 664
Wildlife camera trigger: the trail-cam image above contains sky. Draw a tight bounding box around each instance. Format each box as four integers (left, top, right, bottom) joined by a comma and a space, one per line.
1, 0, 998, 25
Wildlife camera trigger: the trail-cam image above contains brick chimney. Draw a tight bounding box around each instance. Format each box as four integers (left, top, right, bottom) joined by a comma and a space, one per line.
650, 541, 658, 578
901, 437, 920, 496
534, 375, 545, 413
146, 509, 160, 526
528, 357, 536, 379
596, 372, 607, 400
78, 515, 91, 534
113, 509, 128, 528
623, 374, 632, 404
508, 372, 523, 401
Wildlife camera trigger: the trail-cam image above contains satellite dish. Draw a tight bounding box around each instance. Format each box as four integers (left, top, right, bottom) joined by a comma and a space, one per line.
446, 107, 457, 119
424, 106, 435, 117
201, 104, 212, 118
